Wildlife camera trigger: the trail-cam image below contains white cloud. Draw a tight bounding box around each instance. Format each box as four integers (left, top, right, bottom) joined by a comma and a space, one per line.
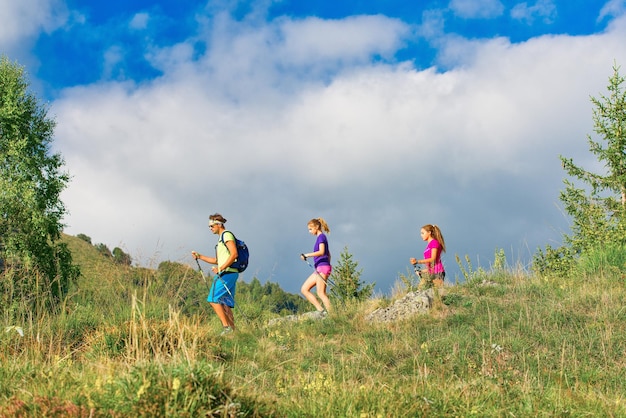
511, 0, 558, 24
0, 0, 77, 93
130, 13, 150, 30
598, 0, 626, 22
449, 0, 504, 19
102, 46, 125, 79
276, 15, 409, 64
181, 14, 411, 100
48, 11, 626, 293
0, 0, 606, 294
418, 9, 446, 38
0, 0, 67, 43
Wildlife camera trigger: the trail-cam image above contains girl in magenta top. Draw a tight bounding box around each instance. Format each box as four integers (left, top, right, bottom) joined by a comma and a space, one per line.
300, 217, 332, 315
410, 224, 446, 287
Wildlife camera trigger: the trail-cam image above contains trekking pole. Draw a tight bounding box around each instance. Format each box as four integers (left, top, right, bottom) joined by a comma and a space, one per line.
195, 257, 236, 304
215, 271, 254, 323
193, 254, 251, 323
412, 263, 422, 278
301, 255, 342, 304
214, 271, 237, 303
301, 254, 337, 287
195, 257, 212, 293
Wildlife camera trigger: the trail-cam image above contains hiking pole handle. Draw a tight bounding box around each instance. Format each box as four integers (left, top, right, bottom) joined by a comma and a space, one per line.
194, 257, 212, 293
302, 256, 314, 269
195, 257, 206, 278
412, 263, 422, 277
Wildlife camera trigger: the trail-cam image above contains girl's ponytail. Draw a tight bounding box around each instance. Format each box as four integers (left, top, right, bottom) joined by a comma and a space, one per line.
309, 218, 331, 233
432, 225, 446, 253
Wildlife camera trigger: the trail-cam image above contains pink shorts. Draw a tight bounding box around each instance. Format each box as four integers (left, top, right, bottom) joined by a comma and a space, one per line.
316, 265, 332, 276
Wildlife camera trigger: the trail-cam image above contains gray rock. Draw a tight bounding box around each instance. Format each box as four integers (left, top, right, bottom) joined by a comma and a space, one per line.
267, 310, 327, 327
365, 289, 435, 323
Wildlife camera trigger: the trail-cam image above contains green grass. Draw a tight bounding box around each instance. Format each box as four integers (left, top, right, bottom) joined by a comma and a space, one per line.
1, 235, 625, 416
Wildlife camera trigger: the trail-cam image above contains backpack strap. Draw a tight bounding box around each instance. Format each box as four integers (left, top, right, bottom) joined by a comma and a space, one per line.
219, 230, 235, 252
216, 231, 238, 273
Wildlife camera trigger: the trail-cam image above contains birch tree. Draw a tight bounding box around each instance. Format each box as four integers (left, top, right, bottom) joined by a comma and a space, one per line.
0, 56, 79, 311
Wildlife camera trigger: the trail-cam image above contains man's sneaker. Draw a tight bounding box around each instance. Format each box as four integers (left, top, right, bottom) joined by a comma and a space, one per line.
220, 326, 233, 336
319, 309, 328, 318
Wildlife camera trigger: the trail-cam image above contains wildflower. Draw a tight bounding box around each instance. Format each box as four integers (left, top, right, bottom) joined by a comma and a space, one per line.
137, 381, 151, 399
172, 377, 180, 392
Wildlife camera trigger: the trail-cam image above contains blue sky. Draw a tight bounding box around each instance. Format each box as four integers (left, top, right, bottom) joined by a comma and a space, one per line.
2, 0, 626, 295
29, 1, 612, 91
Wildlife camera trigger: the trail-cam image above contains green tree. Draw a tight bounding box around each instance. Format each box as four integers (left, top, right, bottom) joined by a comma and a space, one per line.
95, 243, 112, 258
331, 246, 374, 302
247, 277, 263, 300
534, 64, 626, 276
259, 281, 309, 314
559, 64, 626, 252
112, 247, 132, 266
0, 56, 79, 310
76, 233, 92, 244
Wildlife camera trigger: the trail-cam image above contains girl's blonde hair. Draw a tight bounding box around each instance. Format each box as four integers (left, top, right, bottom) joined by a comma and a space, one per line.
422, 224, 446, 252
309, 218, 330, 233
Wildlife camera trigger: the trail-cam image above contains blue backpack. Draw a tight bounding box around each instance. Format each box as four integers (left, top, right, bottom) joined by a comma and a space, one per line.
219, 231, 249, 272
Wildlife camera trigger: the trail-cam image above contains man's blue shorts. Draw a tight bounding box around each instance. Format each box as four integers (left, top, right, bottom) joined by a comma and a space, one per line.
207, 271, 238, 308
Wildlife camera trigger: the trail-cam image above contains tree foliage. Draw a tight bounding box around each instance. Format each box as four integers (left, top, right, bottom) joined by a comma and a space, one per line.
331, 246, 374, 302
0, 56, 78, 310
559, 64, 626, 252
76, 233, 92, 244
534, 64, 626, 276
152, 261, 309, 316
95, 243, 112, 258
237, 277, 309, 315
112, 247, 132, 266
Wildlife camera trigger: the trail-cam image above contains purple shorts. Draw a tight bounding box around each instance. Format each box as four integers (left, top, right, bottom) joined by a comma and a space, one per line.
316, 265, 332, 276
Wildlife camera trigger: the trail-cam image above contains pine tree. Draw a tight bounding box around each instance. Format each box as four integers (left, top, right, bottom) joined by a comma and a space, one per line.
331, 246, 375, 302
534, 64, 626, 276
559, 64, 626, 253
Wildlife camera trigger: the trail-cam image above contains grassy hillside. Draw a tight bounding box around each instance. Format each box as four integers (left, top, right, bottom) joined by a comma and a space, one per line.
1, 235, 625, 416
60, 233, 163, 320
61, 233, 125, 279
